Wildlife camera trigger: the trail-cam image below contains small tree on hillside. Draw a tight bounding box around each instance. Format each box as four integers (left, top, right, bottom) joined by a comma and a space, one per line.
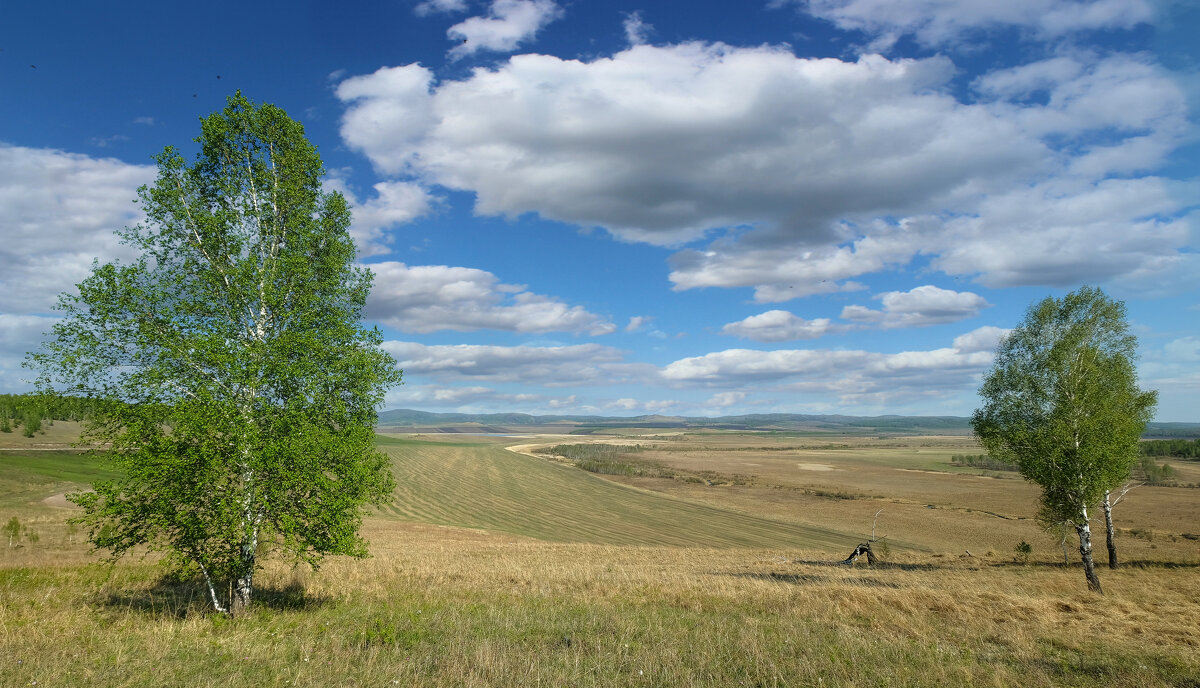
972, 286, 1156, 593
29, 93, 402, 616
22, 408, 42, 437
4, 517, 20, 547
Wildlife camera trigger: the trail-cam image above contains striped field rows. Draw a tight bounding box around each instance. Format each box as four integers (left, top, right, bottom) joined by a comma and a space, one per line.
376, 437, 852, 550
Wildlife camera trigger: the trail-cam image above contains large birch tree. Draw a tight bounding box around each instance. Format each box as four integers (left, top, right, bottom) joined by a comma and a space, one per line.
971, 286, 1155, 593
30, 93, 401, 616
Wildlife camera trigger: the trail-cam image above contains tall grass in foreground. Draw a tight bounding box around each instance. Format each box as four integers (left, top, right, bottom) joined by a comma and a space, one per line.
2, 520, 1198, 687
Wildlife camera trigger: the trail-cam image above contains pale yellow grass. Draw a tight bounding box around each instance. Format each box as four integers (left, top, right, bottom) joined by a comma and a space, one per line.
3, 519, 1198, 687
564, 432, 1200, 560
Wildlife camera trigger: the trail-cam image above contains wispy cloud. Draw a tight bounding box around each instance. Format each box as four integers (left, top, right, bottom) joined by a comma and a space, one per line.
414, 0, 468, 16
782, 0, 1154, 49
447, 0, 563, 58
623, 11, 652, 46
383, 341, 647, 385
722, 311, 845, 342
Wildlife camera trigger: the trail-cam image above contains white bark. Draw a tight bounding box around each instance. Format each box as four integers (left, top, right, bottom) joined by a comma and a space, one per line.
197, 560, 228, 615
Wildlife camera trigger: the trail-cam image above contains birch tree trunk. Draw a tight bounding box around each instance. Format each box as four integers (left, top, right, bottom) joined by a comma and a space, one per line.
1076, 506, 1103, 594
232, 550, 255, 617
1102, 490, 1118, 569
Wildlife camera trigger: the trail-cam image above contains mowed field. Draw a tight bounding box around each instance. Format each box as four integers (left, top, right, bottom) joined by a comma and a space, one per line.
375, 435, 852, 549
528, 431, 1200, 560
1, 428, 1199, 686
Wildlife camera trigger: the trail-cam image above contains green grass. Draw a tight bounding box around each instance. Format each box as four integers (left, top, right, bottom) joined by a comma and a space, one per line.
0, 450, 120, 510
377, 437, 855, 549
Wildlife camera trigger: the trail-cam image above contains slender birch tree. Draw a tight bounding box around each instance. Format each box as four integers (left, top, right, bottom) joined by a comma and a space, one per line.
29, 92, 401, 616
971, 286, 1156, 593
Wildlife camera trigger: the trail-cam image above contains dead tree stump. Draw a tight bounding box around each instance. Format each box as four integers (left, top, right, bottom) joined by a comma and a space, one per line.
841, 542, 877, 566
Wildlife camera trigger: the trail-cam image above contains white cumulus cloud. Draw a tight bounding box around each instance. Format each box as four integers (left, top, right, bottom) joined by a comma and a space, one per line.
952, 325, 1010, 354
337, 40, 1192, 301
0, 145, 154, 315
326, 175, 434, 257
660, 330, 997, 407
840, 286, 990, 328
337, 45, 1038, 247
366, 261, 615, 335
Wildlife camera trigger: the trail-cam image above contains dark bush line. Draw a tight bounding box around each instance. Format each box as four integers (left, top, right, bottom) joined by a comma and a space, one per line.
950, 454, 1019, 472
1139, 438, 1200, 459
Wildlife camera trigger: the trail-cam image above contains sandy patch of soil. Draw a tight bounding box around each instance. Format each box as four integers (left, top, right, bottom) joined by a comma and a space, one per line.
41, 493, 78, 509
796, 463, 836, 471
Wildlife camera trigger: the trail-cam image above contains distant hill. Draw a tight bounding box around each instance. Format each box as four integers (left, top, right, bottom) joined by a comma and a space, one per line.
1144, 422, 1200, 439
375, 409, 978, 434
376, 409, 1200, 437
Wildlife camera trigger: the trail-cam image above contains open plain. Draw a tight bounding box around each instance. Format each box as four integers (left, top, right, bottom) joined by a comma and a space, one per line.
2, 425, 1198, 686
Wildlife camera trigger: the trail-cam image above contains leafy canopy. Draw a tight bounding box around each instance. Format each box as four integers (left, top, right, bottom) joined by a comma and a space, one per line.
30, 92, 402, 612
971, 286, 1156, 525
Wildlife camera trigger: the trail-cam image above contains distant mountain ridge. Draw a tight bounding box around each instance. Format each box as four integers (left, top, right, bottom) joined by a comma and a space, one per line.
376, 409, 1200, 437
376, 409, 977, 433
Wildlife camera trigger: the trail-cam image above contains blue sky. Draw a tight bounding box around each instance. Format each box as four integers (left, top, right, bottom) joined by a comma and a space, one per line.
2, 0, 1197, 420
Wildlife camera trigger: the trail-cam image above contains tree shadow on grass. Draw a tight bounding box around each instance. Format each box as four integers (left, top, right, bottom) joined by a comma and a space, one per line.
728, 571, 904, 589
986, 559, 1200, 570
788, 558, 943, 572
99, 576, 332, 618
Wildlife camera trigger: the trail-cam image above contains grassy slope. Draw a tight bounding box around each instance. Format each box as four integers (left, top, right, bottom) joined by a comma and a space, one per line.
0, 450, 120, 511
1, 433, 1198, 686
376, 436, 855, 550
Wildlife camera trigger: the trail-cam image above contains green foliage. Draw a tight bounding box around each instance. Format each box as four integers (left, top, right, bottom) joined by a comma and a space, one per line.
535, 444, 673, 478
950, 454, 1019, 471
21, 408, 42, 437
1015, 540, 1032, 563
28, 92, 402, 615
538, 444, 646, 460
4, 516, 20, 546
355, 616, 430, 649
1140, 438, 1200, 459
972, 287, 1157, 590
973, 287, 1157, 523
0, 393, 97, 423
1136, 457, 1177, 485
3, 513, 22, 547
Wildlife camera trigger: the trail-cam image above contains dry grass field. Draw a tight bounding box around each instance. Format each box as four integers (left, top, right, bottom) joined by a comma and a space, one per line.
1, 430, 1198, 686
517, 431, 1200, 561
